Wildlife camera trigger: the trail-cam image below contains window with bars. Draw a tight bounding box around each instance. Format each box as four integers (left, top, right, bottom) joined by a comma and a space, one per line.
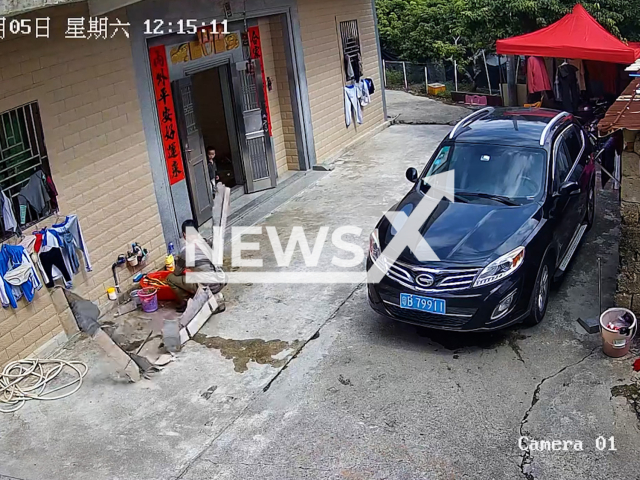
339, 20, 361, 82
0, 102, 53, 235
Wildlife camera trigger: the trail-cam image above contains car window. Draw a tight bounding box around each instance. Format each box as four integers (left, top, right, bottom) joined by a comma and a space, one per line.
421, 143, 547, 200
563, 125, 584, 162
554, 139, 571, 190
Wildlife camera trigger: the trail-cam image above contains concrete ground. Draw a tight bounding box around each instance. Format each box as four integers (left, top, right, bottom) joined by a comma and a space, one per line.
386, 89, 472, 125
1, 125, 639, 480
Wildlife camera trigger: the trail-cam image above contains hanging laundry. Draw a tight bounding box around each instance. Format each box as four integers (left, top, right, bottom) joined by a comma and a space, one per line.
18, 171, 50, 224
39, 248, 72, 289
38, 229, 75, 288
358, 78, 371, 107
344, 54, 355, 81
364, 78, 375, 95
51, 214, 92, 272
19, 235, 47, 285
344, 85, 363, 127
526, 57, 551, 94
0, 244, 42, 308
557, 62, 580, 113
568, 59, 586, 91
45, 174, 59, 212
0, 191, 18, 234
353, 53, 363, 82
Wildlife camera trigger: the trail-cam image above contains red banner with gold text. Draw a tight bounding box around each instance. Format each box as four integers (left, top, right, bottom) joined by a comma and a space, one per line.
149, 45, 185, 185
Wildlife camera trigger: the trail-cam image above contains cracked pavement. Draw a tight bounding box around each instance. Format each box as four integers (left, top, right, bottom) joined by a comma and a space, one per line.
2, 125, 640, 480
178, 128, 640, 480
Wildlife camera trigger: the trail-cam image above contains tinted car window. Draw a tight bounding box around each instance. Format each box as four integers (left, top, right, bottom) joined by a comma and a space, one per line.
564, 125, 583, 162
554, 140, 571, 190
422, 143, 547, 200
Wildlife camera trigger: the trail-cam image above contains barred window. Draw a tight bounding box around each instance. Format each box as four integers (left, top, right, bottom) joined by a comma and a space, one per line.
339, 20, 361, 82
0, 102, 54, 234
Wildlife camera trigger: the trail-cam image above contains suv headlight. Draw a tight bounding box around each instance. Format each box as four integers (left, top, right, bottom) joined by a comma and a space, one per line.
474, 247, 525, 287
369, 228, 381, 262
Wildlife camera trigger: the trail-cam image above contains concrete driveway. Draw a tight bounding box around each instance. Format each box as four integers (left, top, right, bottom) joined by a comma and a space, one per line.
1, 125, 638, 480
386, 89, 472, 125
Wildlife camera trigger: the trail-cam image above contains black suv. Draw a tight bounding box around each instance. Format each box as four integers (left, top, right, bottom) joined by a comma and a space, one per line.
368, 107, 596, 331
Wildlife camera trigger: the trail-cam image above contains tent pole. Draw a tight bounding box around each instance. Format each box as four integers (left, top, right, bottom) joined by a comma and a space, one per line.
506, 55, 517, 106
482, 50, 492, 95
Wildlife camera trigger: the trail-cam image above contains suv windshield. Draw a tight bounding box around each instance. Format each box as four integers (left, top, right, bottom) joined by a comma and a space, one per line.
421, 143, 547, 202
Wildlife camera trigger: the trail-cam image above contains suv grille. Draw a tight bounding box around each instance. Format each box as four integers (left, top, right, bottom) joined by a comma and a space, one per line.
385, 260, 480, 293
386, 305, 470, 328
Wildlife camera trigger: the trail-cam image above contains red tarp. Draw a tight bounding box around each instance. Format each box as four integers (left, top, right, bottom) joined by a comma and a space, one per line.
496, 4, 640, 64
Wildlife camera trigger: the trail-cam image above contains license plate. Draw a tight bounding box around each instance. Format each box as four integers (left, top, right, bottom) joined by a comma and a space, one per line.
400, 293, 446, 315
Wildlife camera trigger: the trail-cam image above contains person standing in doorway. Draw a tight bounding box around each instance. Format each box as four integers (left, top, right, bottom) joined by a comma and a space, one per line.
206, 146, 219, 194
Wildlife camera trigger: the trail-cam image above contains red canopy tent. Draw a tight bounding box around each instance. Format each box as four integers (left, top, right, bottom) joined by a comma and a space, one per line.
496, 4, 640, 64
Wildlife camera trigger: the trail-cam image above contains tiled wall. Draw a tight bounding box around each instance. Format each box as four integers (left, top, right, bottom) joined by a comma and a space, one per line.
297, 0, 385, 162
0, 3, 166, 364
259, 15, 299, 175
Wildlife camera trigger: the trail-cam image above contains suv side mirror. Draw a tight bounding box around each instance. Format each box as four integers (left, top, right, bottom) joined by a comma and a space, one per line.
406, 167, 418, 183
559, 180, 580, 196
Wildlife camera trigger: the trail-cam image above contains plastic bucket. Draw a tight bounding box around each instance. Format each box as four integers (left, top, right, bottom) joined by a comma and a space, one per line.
138, 288, 158, 313
130, 289, 142, 307
600, 308, 637, 358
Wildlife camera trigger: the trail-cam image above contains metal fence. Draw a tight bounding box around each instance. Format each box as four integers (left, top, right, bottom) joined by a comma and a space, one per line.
383, 57, 504, 97
383, 60, 448, 93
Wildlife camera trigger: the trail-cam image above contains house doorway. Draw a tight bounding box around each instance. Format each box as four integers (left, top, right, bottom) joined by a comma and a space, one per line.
191, 65, 244, 191
173, 56, 279, 226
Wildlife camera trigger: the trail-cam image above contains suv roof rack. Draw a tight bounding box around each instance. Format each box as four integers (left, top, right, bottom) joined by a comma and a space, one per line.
449, 107, 495, 140
539, 111, 570, 146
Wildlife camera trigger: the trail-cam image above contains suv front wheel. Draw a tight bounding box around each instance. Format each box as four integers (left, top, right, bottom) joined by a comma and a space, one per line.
524, 254, 553, 326
585, 181, 596, 230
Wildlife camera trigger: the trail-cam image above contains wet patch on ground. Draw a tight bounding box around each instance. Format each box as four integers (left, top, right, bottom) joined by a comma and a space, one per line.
192, 334, 302, 373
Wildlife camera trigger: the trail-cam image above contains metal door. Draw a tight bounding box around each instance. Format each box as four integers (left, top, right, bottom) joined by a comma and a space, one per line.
172, 77, 213, 226
232, 59, 277, 193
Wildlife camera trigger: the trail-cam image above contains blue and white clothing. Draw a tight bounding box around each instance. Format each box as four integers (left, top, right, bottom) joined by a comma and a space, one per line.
0, 244, 42, 308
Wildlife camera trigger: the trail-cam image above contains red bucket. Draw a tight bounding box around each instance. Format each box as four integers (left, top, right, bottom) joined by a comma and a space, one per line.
138, 288, 158, 313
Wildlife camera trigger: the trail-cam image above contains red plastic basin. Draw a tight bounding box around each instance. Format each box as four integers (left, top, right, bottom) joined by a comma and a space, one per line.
140, 270, 178, 302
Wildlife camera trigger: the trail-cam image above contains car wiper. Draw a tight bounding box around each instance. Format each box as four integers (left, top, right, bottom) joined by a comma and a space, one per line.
456, 191, 518, 206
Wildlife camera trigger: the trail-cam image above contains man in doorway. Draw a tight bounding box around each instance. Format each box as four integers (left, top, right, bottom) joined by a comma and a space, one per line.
167, 219, 224, 312
206, 146, 219, 194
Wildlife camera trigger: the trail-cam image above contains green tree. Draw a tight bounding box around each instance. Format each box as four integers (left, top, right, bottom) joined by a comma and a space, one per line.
376, 0, 640, 63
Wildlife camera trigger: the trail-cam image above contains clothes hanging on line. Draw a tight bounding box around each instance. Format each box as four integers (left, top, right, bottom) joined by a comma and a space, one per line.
0, 191, 18, 234
357, 79, 371, 107
344, 85, 363, 127
52, 214, 91, 272
353, 53, 363, 82
37, 229, 75, 288
526, 57, 551, 94
18, 171, 50, 224
557, 62, 580, 113
344, 54, 355, 80
568, 59, 586, 91
39, 248, 72, 289
45, 174, 58, 213
0, 244, 42, 308
364, 78, 375, 95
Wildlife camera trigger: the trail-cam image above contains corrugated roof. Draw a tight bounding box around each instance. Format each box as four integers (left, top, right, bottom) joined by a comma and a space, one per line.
598, 78, 640, 132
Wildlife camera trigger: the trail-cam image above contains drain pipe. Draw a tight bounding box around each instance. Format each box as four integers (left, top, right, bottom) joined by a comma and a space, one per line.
111, 255, 126, 293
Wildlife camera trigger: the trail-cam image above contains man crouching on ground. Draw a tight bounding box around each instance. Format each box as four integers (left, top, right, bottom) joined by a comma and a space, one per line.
167, 219, 224, 312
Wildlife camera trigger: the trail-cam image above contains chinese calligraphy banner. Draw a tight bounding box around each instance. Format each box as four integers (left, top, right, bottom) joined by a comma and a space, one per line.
248, 26, 272, 136
149, 45, 185, 186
